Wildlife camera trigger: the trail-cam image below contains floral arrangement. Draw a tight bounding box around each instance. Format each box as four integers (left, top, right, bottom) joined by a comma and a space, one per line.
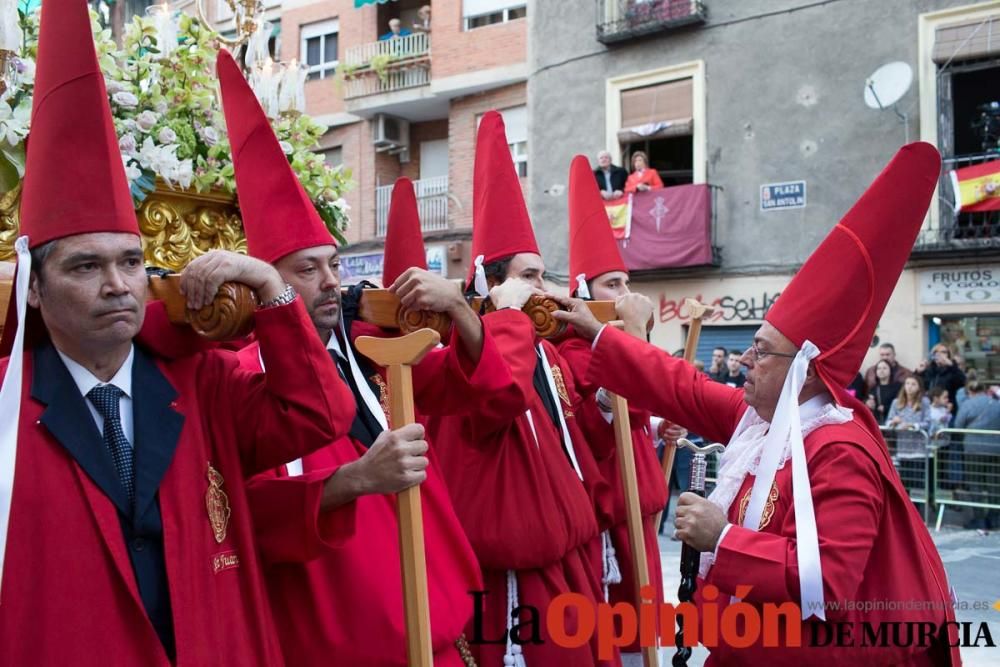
0, 4, 352, 243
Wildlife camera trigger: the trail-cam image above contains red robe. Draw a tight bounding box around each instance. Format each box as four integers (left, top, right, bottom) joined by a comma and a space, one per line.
0, 300, 355, 666
589, 326, 961, 666
558, 334, 668, 653
240, 320, 503, 666
430, 310, 617, 667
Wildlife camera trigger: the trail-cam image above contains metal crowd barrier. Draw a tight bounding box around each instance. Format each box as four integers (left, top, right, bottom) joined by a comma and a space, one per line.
930, 428, 1000, 532
879, 426, 933, 524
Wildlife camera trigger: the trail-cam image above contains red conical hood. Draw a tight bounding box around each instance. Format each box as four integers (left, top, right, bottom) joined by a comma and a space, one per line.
765, 142, 941, 389
382, 178, 427, 286
467, 110, 538, 287
217, 50, 333, 264
568, 154, 626, 295
19, 0, 139, 247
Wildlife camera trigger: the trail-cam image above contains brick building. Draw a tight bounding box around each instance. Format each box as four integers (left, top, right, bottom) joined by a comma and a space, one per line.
205, 0, 529, 283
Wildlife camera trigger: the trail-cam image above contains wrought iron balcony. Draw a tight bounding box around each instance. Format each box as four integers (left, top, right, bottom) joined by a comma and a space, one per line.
342, 33, 431, 99
596, 0, 707, 44
912, 153, 1000, 256
375, 175, 450, 237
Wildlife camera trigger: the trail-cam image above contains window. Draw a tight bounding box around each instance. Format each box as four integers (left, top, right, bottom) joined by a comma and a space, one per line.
320, 146, 343, 167
500, 105, 527, 177
463, 0, 526, 30
300, 19, 339, 81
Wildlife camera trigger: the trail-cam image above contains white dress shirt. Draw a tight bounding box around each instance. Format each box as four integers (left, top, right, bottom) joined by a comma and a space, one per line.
57, 346, 135, 447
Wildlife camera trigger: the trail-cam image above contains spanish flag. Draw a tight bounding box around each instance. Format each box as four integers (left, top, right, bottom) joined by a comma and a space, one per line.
604, 194, 632, 241
950, 159, 1000, 212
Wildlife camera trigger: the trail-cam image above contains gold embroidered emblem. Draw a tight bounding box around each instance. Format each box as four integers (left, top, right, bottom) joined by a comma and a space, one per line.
737, 481, 779, 530
205, 463, 231, 544
370, 373, 392, 425
549, 365, 575, 418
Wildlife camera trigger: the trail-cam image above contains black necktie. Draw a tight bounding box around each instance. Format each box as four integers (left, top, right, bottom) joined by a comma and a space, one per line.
87, 384, 134, 504
330, 349, 383, 448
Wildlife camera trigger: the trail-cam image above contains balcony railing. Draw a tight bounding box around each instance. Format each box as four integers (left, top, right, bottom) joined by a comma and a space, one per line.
913, 153, 1000, 255
596, 0, 707, 44
343, 33, 431, 99
375, 175, 450, 238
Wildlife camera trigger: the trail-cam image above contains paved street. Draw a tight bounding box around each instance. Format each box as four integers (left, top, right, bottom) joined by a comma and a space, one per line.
655, 518, 1000, 666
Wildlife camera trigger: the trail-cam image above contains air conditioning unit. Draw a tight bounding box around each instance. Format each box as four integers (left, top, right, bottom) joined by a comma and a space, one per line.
372, 114, 410, 152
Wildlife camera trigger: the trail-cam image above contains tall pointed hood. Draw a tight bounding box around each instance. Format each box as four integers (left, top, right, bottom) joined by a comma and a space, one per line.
19, 0, 139, 247
466, 110, 538, 291
217, 50, 333, 264
567, 154, 626, 298
382, 178, 427, 286
765, 142, 941, 391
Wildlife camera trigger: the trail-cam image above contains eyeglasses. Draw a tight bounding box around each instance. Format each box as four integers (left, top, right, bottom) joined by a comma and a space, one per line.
747, 342, 798, 362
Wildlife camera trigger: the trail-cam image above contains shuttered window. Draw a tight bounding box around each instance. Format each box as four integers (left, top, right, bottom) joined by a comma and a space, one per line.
932, 15, 1000, 64
618, 78, 693, 143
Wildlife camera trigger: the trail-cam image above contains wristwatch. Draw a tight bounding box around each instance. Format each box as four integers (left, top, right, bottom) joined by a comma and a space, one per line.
257, 283, 297, 310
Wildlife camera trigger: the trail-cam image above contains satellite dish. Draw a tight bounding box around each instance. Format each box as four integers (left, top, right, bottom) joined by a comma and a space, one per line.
864, 61, 913, 110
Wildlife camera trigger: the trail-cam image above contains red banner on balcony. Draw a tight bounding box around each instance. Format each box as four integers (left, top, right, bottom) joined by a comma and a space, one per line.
604, 184, 712, 270
950, 159, 1000, 212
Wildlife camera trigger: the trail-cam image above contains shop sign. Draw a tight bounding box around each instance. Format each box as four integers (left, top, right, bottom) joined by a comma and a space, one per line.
920, 267, 1000, 305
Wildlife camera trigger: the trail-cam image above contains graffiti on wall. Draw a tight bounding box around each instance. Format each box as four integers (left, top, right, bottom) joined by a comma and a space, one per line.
659, 292, 782, 323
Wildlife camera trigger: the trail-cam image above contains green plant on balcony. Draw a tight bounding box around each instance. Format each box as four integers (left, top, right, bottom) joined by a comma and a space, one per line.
369, 53, 399, 84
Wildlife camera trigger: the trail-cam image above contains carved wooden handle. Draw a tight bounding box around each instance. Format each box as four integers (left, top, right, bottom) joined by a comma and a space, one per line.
147, 274, 256, 341
354, 288, 621, 340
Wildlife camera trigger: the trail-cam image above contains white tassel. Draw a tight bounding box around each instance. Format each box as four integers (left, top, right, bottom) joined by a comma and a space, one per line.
505, 570, 527, 666
601, 530, 622, 602
575, 273, 591, 300
473, 254, 489, 298
0, 236, 30, 600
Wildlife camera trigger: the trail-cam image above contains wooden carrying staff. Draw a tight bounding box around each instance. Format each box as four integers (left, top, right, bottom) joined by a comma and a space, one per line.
654, 298, 715, 534
354, 330, 441, 667
609, 386, 661, 667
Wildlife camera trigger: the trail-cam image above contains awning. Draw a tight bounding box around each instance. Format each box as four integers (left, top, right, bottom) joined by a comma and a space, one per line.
354, 0, 397, 8
619, 78, 694, 142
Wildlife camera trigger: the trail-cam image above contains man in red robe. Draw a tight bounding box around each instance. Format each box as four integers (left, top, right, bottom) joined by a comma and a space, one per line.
217, 54, 511, 666
430, 111, 620, 667
556, 155, 669, 665
0, 3, 354, 664
554, 143, 961, 666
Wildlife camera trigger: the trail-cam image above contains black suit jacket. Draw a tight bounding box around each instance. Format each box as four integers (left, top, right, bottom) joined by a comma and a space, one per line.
594, 165, 628, 193
33, 342, 181, 658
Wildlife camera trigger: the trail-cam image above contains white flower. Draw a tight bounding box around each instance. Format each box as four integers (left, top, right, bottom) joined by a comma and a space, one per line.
153, 100, 169, 114
135, 110, 159, 132
165, 160, 194, 189
0, 97, 31, 147
197, 125, 219, 146
121, 154, 142, 182
123, 119, 137, 132
332, 197, 350, 212
158, 127, 177, 144
278, 141, 293, 155
105, 79, 127, 95
118, 132, 137, 154
112, 91, 139, 108
15, 58, 35, 86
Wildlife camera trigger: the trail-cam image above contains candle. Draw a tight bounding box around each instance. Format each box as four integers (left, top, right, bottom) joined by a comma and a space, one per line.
145, 3, 177, 60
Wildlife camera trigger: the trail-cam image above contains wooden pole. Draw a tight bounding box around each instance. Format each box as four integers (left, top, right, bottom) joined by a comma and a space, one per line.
355, 329, 441, 667
654, 298, 715, 534
609, 389, 660, 667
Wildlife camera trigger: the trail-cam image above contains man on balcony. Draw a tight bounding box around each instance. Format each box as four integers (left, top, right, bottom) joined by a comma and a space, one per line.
380, 17, 412, 40
594, 150, 628, 200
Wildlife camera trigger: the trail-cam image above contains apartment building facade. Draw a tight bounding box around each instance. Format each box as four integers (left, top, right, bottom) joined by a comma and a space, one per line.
529, 0, 1000, 382
198, 0, 530, 283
